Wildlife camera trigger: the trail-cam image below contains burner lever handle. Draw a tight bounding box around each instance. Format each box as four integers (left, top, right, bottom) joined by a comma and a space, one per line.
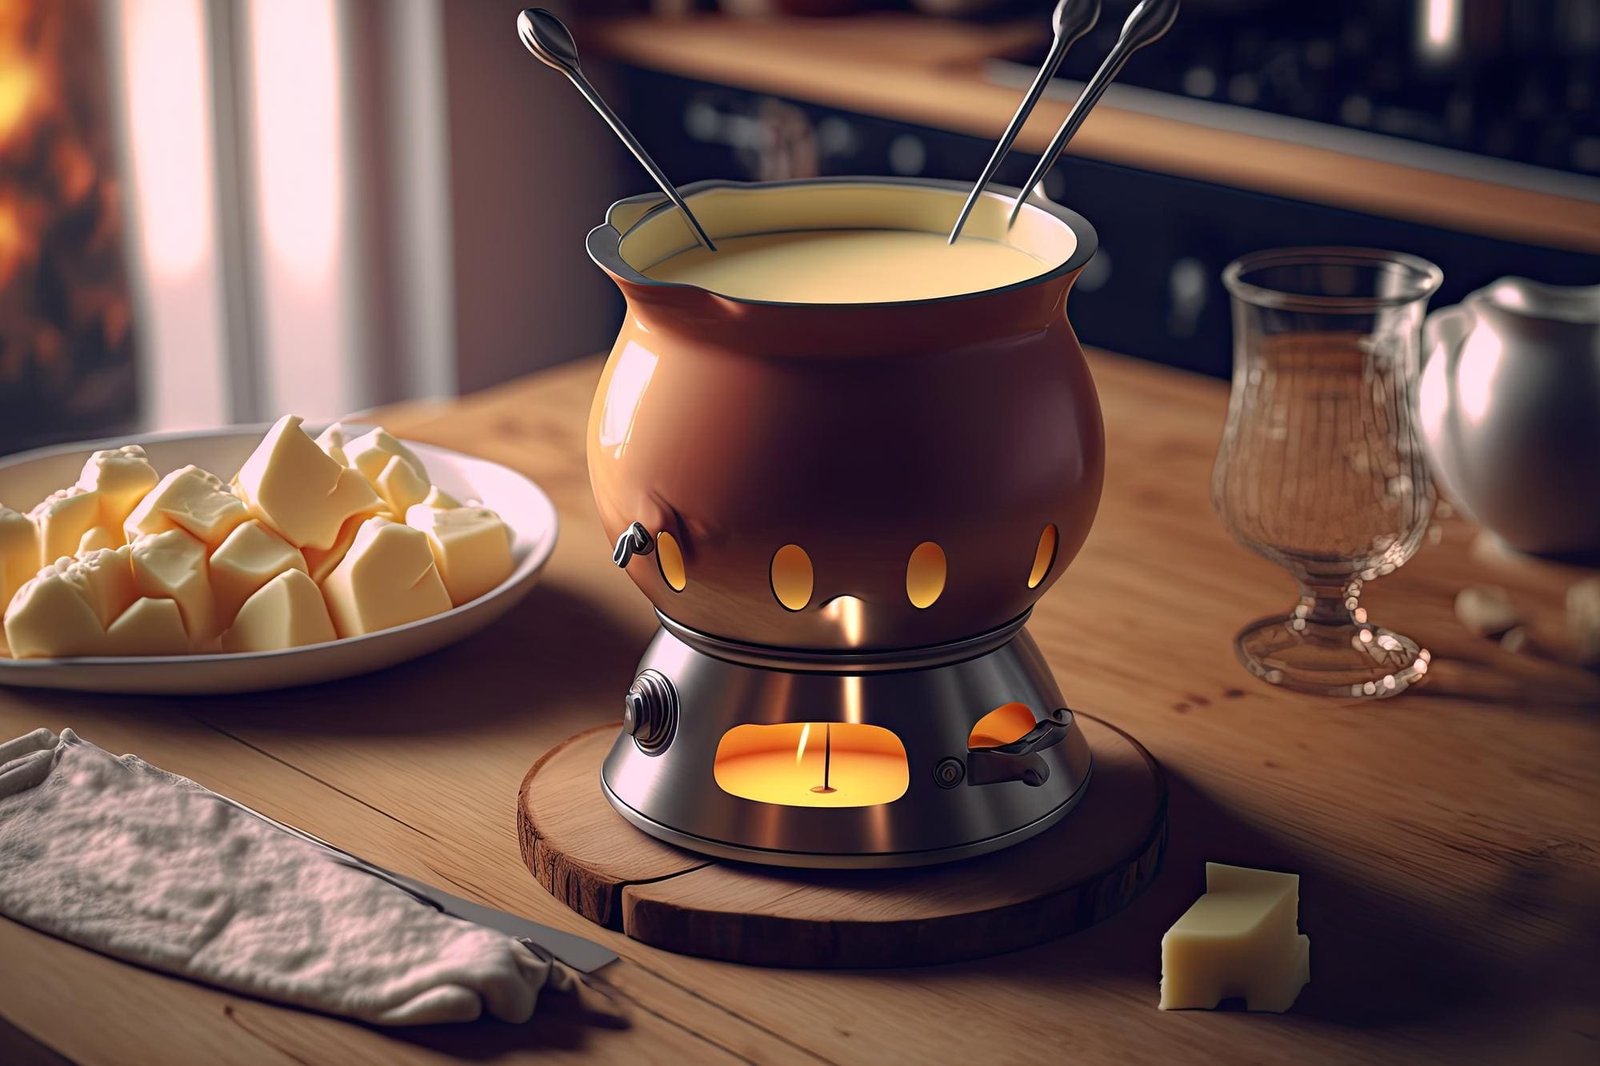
966, 712, 1071, 788
612, 522, 655, 568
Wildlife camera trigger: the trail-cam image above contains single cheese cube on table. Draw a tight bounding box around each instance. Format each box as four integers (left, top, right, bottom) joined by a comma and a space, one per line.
104, 597, 190, 656
221, 569, 336, 652
209, 520, 307, 628
233, 415, 382, 550
344, 428, 432, 516
130, 530, 215, 648
404, 504, 513, 606
29, 488, 101, 565
1160, 863, 1310, 1013
322, 517, 451, 637
75, 445, 160, 533
3, 548, 135, 658
126, 466, 250, 548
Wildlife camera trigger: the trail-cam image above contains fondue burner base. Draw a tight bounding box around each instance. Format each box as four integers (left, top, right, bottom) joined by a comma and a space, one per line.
599, 614, 1095, 870
518, 716, 1166, 967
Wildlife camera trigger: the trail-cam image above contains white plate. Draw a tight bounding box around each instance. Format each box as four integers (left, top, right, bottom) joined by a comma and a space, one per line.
0, 424, 558, 694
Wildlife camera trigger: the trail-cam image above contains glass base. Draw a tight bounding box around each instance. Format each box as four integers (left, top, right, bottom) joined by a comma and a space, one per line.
1235, 613, 1431, 699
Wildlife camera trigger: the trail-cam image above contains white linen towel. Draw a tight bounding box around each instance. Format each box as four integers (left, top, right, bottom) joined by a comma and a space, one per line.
0, 727, 572, 1025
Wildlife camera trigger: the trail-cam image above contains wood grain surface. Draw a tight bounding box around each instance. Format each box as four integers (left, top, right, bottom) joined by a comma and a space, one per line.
518, 716, 1167, 968
582, 13, 1600, 254
0, 351, 1596, 1064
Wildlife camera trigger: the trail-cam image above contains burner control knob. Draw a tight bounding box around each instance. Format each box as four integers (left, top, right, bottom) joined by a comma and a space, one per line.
622, 670, 677, 755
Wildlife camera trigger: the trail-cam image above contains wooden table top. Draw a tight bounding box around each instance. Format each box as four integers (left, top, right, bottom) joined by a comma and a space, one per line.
2, 351, 1597, 1065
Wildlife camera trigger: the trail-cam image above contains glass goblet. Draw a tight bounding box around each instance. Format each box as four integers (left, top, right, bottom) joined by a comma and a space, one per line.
1212, 248, 1443, 698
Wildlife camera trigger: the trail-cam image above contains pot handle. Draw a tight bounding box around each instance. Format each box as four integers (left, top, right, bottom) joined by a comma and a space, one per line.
611, 521, 655, 568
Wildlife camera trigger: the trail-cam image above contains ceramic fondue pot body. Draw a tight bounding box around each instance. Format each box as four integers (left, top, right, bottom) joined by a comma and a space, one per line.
586, 177, 1103, 651
1419, 278, 1600, 558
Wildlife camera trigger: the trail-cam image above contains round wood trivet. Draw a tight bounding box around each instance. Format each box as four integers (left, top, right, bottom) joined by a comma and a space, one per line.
517, 714, 1166, 968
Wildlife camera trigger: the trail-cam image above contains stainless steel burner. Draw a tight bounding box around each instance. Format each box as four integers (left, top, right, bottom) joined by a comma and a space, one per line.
601, 613, 1093, 869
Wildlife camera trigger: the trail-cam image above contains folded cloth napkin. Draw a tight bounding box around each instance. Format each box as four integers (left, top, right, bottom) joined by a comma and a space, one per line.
0, 728, 572, 1025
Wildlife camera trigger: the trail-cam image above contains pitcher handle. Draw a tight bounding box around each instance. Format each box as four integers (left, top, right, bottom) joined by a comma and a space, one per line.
1423, 304, 1473, 374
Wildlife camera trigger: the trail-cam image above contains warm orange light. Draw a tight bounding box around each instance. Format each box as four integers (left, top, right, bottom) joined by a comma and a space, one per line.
656, 530, 687, 591
906, 541, 946, 608
1028, 524, 1058, 589
771, 544, 814, 611
714, 722, 907, 808
969, 702, 1037, 749
0, 58, 40, 149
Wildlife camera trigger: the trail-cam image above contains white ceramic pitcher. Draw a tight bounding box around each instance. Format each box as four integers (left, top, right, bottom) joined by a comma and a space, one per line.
1419, 278, 1600, 558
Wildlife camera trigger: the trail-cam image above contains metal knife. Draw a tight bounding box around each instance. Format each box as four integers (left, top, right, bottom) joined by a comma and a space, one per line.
209, 791, 619, 974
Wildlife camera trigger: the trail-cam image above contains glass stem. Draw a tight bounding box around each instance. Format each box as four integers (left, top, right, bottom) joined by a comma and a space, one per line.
1297, 579, 1360, 626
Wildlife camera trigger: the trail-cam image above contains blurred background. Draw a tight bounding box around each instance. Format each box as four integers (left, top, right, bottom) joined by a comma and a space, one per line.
0, 0, 1596, 455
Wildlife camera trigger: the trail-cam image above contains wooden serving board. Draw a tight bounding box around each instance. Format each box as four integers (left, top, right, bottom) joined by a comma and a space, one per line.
517, 714, 1166, 968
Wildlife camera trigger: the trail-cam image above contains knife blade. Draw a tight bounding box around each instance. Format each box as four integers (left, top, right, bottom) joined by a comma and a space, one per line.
208, 790, 619, 973
383, 870, 620, 974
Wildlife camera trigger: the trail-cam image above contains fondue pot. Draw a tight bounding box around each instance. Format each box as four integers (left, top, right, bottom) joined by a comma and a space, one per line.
587, 176, 1102, 867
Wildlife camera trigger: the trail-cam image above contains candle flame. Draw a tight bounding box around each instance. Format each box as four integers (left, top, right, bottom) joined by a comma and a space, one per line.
795, 722, 812, 764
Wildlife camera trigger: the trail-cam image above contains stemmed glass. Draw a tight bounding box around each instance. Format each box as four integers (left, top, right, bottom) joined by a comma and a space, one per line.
1212, 248, 1443, 698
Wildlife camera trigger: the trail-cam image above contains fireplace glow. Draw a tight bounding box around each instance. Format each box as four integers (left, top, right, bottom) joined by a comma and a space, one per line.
714, 722, 907, 808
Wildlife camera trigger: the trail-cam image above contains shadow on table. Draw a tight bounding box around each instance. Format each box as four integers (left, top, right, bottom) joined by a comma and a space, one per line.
906, 767, 1598, 1032
374, 978, 632, 1060
12, 581, 650, 737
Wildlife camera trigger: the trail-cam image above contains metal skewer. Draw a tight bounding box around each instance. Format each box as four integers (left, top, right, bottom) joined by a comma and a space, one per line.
1007, 0, 1180, 230
947, 0, 1100, 245
517, 8, 717, 252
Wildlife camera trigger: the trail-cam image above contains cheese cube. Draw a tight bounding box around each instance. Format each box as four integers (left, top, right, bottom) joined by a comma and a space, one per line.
29, 487, 101, 565
404, 504, 513, 606
314, 422, 350, 466
0, 506, 37, 604
301, 513, 363, 584
1160, 863, 1310, 1013
0, 507, 38, 655
78, 526, 121, 555
2, 548, 134, 658
53, 547, 137, 629
4, 571, 105, 658
209, 520, 307, 628
345, 428, 431, 516
420, 485, 460, 510
130, 530, 215, 646
221, 569, 336, 652
321, 517, 451, 637
125, 466, 250, 548
104, 597, 190, 656
75, 445, 160, 532
233, 416, 382, 550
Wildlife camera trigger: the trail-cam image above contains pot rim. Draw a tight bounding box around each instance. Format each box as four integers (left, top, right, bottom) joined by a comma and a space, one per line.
585, 175, 1098, 309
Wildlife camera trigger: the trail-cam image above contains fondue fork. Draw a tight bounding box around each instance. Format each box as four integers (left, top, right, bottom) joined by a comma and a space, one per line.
1007, 0, 1180, 230
946, 0, 1101, 245
517, 8, 717, 252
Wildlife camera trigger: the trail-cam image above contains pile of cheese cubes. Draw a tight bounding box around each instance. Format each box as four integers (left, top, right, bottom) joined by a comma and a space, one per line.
0, 416, 514, 658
